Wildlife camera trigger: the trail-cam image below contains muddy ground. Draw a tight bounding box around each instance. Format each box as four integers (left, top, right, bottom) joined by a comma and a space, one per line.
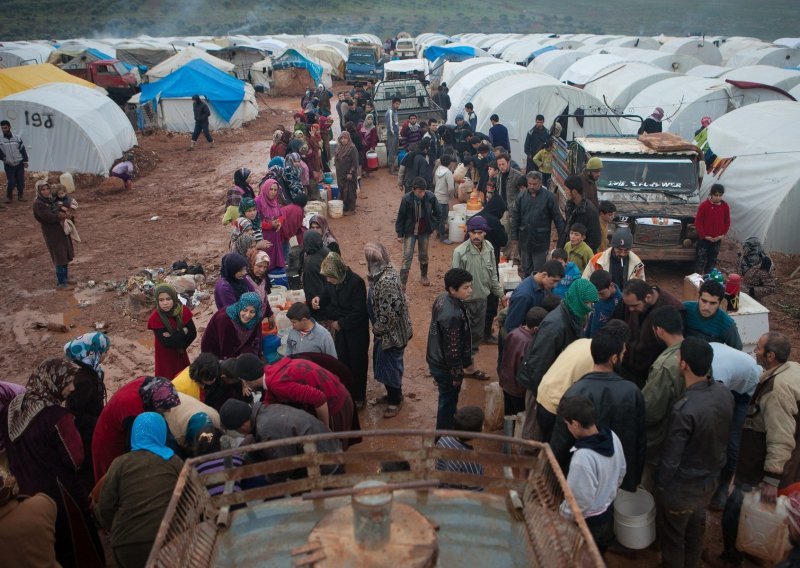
1, 89, 798, 566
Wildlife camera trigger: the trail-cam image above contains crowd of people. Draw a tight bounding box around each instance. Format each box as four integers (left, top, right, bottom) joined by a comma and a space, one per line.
0, 78, 792, 568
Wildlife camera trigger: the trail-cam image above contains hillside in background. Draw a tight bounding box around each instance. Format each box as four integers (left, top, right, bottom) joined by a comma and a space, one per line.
2, 0, 797, 41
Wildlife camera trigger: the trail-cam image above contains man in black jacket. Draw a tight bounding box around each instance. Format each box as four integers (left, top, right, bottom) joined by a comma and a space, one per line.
400, 138, 433, 193
190, 95, 213, 149
558, 174, 602, 252
427, 268, 474, 429
549, 321, 646, 492
655, 337, 732, 568
511, 171, 565, 277
524, 114, 549, 173
395, 177, 440, 288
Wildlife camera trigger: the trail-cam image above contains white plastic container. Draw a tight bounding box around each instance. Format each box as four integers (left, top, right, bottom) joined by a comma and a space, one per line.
737, 490, 791, 564
59, 172, 76, 194
376, 142, 388, 167
305, 200, 327, 219
453, 203, 467, 216
328, 200, 344, 218
448, 216, 466, 243
613, 488, 656, 550
287, 289, 306, 304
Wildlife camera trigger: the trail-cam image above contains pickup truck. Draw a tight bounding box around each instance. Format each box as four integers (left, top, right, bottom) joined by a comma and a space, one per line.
345, 44, 385, 83
62, 59, 140, 105
551, 134, 703, 261
371, 78, 442, 141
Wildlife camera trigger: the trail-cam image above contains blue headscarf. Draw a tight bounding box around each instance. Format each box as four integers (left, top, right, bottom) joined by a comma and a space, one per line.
186, 412, 213, 444
225, 292, 262, 330
130, 412, 174, 461
64, 332, 110, 374
267, 156, 284, 169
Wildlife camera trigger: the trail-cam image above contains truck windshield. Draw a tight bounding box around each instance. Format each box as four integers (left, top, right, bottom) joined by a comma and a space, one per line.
598, 157, 697, 192
113, 62, 128, 76
349, 52, 375, 64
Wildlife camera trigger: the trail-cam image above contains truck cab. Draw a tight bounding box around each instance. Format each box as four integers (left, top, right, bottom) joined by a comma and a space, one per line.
394, 37, 417, 59
63, 59, 140, 105
345, 44, 384, 84
552, 134, 702, 261
372, 78, 442, 141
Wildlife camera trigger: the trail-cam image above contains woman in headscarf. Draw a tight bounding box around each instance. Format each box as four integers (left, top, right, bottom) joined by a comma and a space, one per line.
309, 214, 339, 254
280, 192, 307, 260
222, 168, 255, 226
286, 151, 309, 188
282, 157, 307, 205
147, 284, 196, 380
33, 180, 76, 291
358, 114, 378, 178
269, 130, 287, 158
245, 250, 274, 321
214, 252, 253, 310
335, 130, 359, 216
364, 243, 412, 418
91, 376, 181, 482
320, 115, 334, 172
255, 178, 286, 269
0, 468, 60, 568
0, 359, 104, 567
316, 253, 370, 407
306, 123, 323, 181
64, 331, 112, 487
201, 292, 263, 360
95, 412, 183, 568
0, 381, 25, 466
301, 231, 331, 322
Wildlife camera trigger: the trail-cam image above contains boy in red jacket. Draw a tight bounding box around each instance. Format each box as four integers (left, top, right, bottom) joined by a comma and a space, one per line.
694, 184, 730, 275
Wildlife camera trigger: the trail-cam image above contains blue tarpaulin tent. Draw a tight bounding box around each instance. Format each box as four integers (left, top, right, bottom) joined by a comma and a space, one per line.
272, 49, 323, 86
530, 46, 559, 59
140, 59, 245, 122
423, 45, 477, 62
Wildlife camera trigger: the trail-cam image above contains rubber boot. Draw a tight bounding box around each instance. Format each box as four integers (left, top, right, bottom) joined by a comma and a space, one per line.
400, 269, 409, 291
420, 263, 430, 286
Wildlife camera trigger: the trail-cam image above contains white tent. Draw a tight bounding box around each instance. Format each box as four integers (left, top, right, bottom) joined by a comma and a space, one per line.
604, 36, 661, 50
146, 46, 234, 81
775, 38, 800, 49
253, 38, 289, 55
726, 46, 800, 68
686, 65, 733, 78
304, 44, 346, 79
718, 38, 768, 64
383, 58, 429, 79
560, 54, 631, 85
440, 58, 504, 89
659, 38, 722, 65
581, 63, 677, 112
250, 58, 273, 90
0, 84, 135, 174
0, 46, 48, 68
469, 73, 619, 167
488, 37, 520, 57
528, 49, 591, 80
446, 63, 527, 124
622, 76, 732, 139
596, 47, 703, 73
720, 66, 800, 93
700, 101, 800, 253
582, 35, 625, 46
791, 84, 800, 101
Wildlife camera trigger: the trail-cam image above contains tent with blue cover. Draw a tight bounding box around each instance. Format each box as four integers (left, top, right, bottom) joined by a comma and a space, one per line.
132, 59, 257, 132
423, 44, 488, 62
271, 48, 329, 96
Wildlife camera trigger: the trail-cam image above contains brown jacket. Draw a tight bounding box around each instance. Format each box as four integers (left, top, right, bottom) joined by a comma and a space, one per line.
579, 171, 599, 208
0, 493, 59, 567
736, 361, 800, 487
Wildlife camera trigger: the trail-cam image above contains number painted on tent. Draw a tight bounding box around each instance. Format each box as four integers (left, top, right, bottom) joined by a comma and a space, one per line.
24, 111, 54, 128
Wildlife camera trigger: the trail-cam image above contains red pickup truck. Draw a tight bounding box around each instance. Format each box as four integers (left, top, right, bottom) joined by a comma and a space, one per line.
63, 59, 139, 105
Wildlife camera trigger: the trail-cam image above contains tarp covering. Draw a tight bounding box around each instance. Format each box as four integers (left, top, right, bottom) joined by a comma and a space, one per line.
140, 59, 245, 122
0, 83, 136, 174
146, 46, 234, 81
0, 63, 98, 99
700, 101, 800, 253
272, 49, 323, 87
423, 44, 478, 62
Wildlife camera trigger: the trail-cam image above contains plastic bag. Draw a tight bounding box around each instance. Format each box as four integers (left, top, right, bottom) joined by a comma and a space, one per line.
736, 489, 791, 564
483, 382, 505, 431
453, 162, 468, 183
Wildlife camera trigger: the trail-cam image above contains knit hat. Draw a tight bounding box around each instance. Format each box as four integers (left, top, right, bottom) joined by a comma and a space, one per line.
650, 107, 665, 121
466, 215, 490, 233
611, 227, 634, 249
219, 399, 253, 430
235, 353, 265, 381
564, 278, 599, 320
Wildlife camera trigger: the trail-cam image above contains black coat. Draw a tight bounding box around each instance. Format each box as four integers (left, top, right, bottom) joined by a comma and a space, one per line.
517, 304, 582, 392
511, 188, 565, 252
477, 194, 508, 265
426, 292, 472, 377
558, 198, 602, 252
402, 151, 432, 191
395, 190, 440, 238
550, 371, 647, 492
193, 101, 211, 123
302, 232, 332, 319
319, 269, 369, 332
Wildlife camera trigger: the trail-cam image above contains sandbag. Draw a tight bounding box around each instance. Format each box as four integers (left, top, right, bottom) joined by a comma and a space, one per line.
483, 382, 505, 431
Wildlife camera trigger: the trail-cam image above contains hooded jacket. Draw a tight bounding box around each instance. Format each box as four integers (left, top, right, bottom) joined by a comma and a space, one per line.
433, 164, 455, 205
395, 190, 440, 238
560, 427, 626, 521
